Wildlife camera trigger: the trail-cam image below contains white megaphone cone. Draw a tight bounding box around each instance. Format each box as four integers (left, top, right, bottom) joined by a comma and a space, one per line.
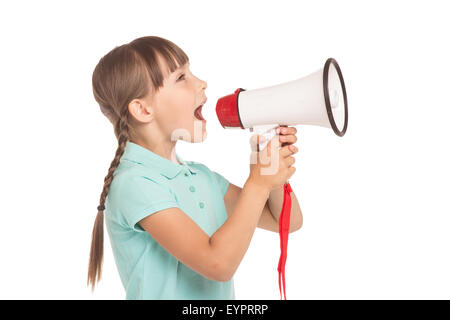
216, 58, 348, 150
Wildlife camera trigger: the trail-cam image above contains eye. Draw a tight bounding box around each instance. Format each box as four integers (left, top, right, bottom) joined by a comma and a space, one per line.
177, 74, 185, 81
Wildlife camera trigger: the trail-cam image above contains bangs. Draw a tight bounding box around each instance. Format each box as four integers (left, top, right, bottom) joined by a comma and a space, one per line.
129, 36, 190, 92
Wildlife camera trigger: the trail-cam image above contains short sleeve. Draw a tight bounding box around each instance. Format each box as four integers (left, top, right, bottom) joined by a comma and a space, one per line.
211, 170, 230, 197
113, 175, 179, 232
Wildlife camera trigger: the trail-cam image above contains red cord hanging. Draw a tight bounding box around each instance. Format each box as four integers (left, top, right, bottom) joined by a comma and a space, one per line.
277, 182, 292, 300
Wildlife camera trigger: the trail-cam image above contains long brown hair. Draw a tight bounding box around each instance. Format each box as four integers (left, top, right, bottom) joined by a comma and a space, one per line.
87, 36, 189, 290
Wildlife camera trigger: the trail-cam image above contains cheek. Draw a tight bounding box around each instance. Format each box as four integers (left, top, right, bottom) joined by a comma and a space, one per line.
171, 94, 195, 120
159, 100, 194, 130
156, 90, 198, 133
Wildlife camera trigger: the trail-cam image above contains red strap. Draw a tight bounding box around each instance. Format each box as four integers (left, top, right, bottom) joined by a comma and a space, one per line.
277, 182, 292, 300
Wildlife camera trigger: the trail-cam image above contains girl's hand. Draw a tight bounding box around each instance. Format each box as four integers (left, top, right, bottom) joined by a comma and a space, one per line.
276, 125, 298, 149
248, 126, 298, 192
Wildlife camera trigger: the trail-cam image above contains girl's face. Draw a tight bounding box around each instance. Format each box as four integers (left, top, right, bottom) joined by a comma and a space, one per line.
152, 59, 208, 143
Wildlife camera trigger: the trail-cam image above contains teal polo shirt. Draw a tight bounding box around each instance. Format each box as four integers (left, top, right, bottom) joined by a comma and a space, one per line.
104, 141, 234, 300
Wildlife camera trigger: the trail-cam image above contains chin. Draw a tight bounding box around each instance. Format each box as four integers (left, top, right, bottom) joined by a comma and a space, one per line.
192, 129, 207, 143
170, 121, 206, 143
191, 119, 207, 143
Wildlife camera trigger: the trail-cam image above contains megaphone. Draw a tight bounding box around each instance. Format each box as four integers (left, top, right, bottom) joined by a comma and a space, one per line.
215, 57, 348, 300
216, 57, 348, 150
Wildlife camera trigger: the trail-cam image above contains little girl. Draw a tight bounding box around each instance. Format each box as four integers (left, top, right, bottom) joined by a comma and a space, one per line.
87, 36, 302, 300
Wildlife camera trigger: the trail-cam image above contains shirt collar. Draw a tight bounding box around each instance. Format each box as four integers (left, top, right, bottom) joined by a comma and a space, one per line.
121, 141, 198, 179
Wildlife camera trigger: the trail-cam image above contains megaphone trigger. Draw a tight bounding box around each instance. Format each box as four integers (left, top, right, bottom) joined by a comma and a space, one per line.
252, 124, 279, 151
249, 134, 264, 153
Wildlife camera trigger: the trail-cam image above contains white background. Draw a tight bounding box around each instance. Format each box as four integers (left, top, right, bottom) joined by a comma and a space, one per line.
0, 0, 449, 299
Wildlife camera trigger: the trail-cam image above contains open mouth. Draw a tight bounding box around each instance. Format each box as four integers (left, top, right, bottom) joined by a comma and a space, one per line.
194, 105, 206, 121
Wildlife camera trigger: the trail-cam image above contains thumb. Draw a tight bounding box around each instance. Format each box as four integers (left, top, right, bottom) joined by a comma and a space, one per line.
249, 134, 266, 152
260, 133, 280, 158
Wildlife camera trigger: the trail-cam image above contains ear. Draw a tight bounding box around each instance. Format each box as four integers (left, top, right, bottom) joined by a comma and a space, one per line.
128, 99, 154, 123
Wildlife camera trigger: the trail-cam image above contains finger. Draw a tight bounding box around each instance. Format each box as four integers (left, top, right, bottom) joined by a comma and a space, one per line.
280, 144, 298, 157
249, 134, 258, 152
278, 126, 297, 135
249, 134, 266, 152
262, 134, 280, 158
285, 156, 296, 167
276, 125, 287, 134
279, 134, 297, 144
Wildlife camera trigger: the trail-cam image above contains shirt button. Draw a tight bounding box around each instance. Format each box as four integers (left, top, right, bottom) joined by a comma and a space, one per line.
184, 172, 189, 177
189, 186, 196, 192
199, 202, 205, 209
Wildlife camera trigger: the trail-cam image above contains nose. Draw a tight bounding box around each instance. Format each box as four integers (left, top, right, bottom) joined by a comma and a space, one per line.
198, 77, 207, 91
195, 73, 207, 99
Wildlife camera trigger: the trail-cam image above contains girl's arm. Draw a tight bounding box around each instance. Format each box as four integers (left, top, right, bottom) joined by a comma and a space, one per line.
209, 179, 270, 281
138, 206, 229, 282
266, 184, 303, 231
137, 180, 269, 283
223, 182, 302, 233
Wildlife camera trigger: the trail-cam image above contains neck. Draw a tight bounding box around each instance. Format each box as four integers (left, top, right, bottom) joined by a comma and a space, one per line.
128, 119, 183, 165
131, 135, 180, 165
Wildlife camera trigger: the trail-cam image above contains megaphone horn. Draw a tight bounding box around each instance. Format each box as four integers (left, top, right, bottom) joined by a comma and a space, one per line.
216, 57, 348, 147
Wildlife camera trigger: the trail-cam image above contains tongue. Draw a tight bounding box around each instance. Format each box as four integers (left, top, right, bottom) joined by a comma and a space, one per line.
194, 106, 204, 120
